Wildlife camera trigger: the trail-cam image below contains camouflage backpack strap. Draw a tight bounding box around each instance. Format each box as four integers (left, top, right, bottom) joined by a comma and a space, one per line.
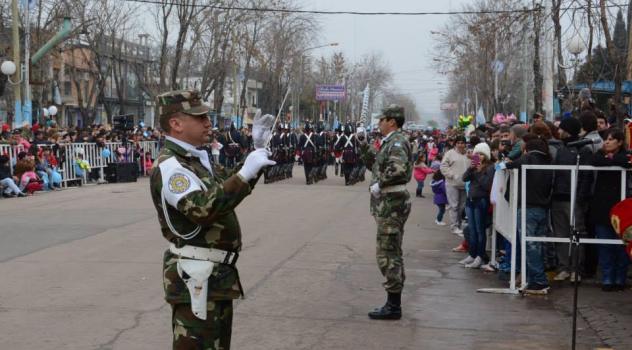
159, 156, 208, 240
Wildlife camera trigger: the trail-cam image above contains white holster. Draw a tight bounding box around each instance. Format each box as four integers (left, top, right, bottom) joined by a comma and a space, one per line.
177, 258, 215, 320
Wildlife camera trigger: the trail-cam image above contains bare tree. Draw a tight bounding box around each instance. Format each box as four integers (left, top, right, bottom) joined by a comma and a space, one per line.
599, 0, 624, 127
169, 0, 198, 90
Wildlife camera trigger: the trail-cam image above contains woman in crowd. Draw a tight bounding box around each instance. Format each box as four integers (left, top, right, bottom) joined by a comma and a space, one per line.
0, 155, 26, 197
590, 128, 631, 291
460, 142, 495, 268
505, 135, 554, 294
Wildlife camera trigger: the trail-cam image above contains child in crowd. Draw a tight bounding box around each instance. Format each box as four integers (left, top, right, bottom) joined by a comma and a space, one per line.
430, 165, 447, 226
74, 153, 91, 180
144, 151, 154, 175
413, 153, 434, 198
430, 153, 442, 172
19, 159, 44, 194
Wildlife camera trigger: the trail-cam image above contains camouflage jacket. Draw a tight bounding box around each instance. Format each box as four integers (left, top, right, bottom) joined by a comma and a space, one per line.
150, 139, 255, 304
360, 130, 412, 217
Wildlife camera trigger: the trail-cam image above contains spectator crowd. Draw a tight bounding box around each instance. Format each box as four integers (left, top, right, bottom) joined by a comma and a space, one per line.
409, 107, 631, 295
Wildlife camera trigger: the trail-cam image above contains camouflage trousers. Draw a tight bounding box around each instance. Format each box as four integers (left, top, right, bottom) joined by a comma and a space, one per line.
374, 213, 410, 294
171, 300, 233, 350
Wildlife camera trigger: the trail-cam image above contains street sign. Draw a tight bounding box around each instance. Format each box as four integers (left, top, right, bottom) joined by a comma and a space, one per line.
440, 103, 457, 111
315, 84, 346, 101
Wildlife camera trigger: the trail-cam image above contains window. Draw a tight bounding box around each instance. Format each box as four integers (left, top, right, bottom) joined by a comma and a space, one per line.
64, 81, 72, 96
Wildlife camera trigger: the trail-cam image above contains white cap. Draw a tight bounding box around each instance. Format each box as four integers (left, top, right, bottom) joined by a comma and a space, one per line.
473, 142, 491, 160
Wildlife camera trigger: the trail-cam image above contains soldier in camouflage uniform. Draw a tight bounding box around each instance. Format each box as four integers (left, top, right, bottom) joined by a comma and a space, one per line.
359, 104, 412, 320
150, 90, 275, 349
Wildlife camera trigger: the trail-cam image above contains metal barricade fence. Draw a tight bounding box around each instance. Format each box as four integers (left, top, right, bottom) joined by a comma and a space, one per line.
138, 140, 160, 176
519, 165, 631, 289
2, 141, 160, 188
0, 144, 25, 175
479, 169, 520, 295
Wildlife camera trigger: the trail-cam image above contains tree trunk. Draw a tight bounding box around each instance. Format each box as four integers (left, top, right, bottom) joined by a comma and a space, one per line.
239, 21, 258, 116
533, 7, 543, 113
600, 0, 624, 128
170, 0, 196, 90
158, 1, 173, 92
586, 0, 595, 88
552, 0, 566, 89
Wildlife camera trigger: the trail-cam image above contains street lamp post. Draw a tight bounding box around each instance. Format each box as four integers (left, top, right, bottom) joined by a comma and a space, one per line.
296, 42, 338, 125
567, 36, 585, 108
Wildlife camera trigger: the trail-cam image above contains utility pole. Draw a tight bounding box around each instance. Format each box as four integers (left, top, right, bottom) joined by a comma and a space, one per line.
521, 11, 529, 122
542, 0, 555, 120
23, 0, 32, 126
11, 0, 22, 129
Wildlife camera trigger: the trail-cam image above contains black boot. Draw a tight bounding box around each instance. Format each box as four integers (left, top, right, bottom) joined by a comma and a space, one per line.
368, 292, 402, 320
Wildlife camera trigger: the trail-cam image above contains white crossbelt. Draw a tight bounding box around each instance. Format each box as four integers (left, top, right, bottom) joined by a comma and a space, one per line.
170, 243, 238, 265
380, 184, 408, 193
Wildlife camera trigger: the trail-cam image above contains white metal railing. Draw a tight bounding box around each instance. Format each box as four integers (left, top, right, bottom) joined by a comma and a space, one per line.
519, 164, 630, 289
479, 168, 520, 294
2, 141, 160, 188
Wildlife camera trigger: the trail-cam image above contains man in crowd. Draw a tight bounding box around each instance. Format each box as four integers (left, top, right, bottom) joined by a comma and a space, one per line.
440, 135, 470, 235
507, 124, 527, 160
550, 118, 593, 282
149, 89, 275, 349
360, 104, 412, 320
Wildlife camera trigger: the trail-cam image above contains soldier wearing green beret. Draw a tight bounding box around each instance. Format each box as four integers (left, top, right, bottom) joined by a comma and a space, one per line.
150, 90, 275, 349
359, 104, 412, 320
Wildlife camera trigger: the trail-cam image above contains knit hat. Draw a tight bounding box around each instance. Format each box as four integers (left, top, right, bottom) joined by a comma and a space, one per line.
473, 142, 491, 160
559, 117, 581, 137
431, 162, 441, 171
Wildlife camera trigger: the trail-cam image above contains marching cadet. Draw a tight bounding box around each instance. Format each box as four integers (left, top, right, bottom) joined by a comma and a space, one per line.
266, 124, 284, 183
338, 123, 357, 185
333, 125, 344, 177
298, 122, 317, 185
281, 124, 294, 178
355, 125, 367, 183
223, 123, 241, 169
150, 90, 275, 349
359, 104, 412, 320
316, 122, 330, 181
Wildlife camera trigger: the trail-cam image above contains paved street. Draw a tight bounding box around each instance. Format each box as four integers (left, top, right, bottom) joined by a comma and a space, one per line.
0, 169, 624, 349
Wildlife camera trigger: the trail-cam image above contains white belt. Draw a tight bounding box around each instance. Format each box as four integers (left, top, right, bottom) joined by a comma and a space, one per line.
381, 184, 408, 193
170, 243, 238, 265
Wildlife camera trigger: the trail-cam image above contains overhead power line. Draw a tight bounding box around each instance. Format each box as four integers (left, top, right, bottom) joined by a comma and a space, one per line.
123, 0, 538, 15
122, 0, 629, 16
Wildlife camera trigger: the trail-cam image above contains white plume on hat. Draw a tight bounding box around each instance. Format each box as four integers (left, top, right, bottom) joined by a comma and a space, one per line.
473, 142, 491, 160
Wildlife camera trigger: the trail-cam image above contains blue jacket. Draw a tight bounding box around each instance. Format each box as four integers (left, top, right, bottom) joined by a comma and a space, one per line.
431, 179, 448, 205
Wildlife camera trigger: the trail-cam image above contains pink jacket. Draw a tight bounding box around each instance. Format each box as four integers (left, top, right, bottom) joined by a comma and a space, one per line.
413, 165, 434, 182
427, 146, 439, 161
20, 171, 38, 187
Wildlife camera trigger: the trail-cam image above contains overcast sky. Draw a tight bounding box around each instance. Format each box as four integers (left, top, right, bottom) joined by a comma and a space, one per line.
302, 0, 470, 124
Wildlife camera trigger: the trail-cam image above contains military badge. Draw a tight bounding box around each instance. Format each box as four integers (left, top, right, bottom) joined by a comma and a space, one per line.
169, 173, 191, 194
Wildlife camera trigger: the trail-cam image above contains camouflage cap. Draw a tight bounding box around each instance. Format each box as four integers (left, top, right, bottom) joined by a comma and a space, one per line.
156, 90, 210, 122
376, 104, 405, 121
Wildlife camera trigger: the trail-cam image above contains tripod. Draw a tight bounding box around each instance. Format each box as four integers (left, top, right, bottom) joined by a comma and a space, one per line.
568, 148, 584, 350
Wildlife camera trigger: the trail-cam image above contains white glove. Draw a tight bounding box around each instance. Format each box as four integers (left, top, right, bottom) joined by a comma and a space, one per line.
238, 149, 276, 181
252, 110, 275, 149
370, 183, 381, 198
